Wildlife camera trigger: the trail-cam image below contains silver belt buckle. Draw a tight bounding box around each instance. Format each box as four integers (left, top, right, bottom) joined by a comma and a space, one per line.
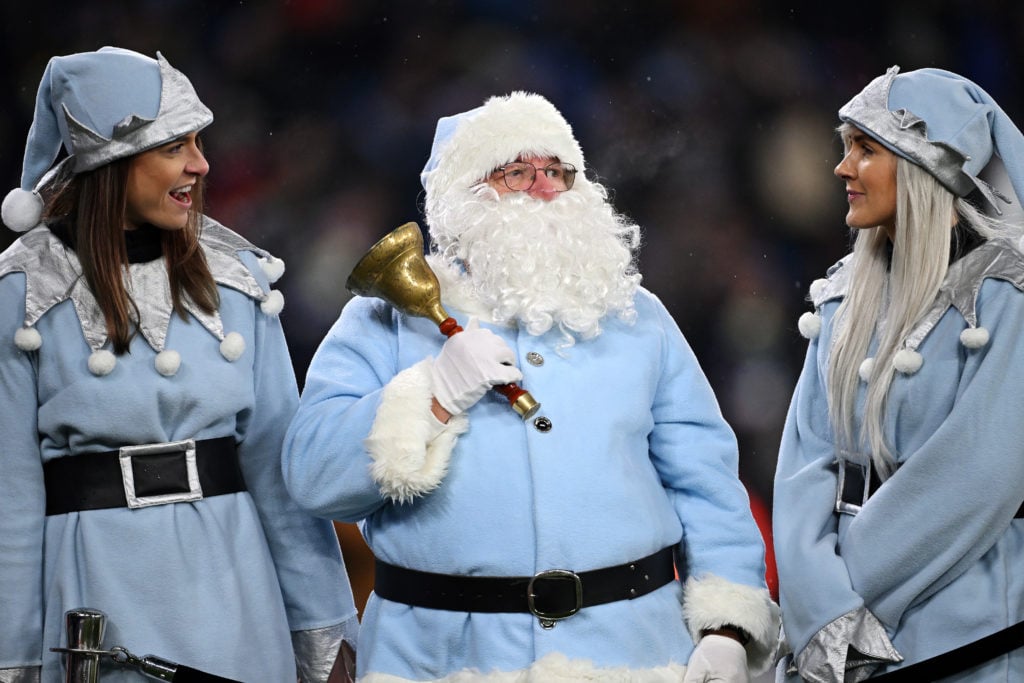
119, 439, 202, 509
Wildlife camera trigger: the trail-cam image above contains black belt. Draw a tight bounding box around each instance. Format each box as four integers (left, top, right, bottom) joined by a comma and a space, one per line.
871, 619, 1024, 681
44, 437, 245, 516
837, 461, 1024, 518
374, 546, 676, 622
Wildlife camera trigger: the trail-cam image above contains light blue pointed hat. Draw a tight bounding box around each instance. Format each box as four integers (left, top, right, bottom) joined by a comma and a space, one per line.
2, 46, 212, 232
839, 65, 1024, 215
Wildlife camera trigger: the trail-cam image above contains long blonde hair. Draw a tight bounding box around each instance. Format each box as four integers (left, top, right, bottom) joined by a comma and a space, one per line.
827, 130, 1008, 476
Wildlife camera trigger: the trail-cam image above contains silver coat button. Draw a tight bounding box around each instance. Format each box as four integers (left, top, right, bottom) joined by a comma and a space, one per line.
526, 351, 544, 366
533, 416, 552, 432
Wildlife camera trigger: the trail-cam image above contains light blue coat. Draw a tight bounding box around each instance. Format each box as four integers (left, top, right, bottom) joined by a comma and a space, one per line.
0, 221, 356, 682
284, 279, 778, 682
774, 238, 1024, 682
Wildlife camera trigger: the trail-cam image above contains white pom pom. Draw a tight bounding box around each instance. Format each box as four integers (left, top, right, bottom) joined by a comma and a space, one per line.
893, 348, 923, 374
960, 326, 990, 348
87, 349, 117, 376
259, 255, 285, 283
2, 188, 43, 232
260, 289, 284, 316
154, 349, 181, 376
220, 332, 245, 361
858, 357, 875, 382
797, 311, 822, 339
14, 326, 42, 351
808, 278, 828, 300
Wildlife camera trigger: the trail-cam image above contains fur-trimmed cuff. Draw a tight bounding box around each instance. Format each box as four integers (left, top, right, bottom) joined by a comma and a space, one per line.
365, 359, 469, 503
682, 573, 781, 675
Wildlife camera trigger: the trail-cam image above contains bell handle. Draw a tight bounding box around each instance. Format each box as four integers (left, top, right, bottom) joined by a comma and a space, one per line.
437, 318, 541, 420
438, 318, 463, 336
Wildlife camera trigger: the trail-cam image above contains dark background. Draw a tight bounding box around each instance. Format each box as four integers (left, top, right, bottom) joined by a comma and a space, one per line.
4, 0, 1022, 612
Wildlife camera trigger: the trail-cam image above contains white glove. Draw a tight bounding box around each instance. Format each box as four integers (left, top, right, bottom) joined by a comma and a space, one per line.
430, 317, 523, 415
682, 634, 750, 683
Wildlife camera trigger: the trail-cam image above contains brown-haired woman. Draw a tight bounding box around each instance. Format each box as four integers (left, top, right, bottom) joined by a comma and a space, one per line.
0, 47, 357, 682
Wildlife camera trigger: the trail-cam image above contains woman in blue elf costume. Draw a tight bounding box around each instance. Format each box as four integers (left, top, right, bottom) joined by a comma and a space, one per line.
774, 66, 1024, 682
0, 47, 357, 682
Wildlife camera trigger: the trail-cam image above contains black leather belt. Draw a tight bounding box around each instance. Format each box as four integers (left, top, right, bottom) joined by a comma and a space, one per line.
837, 460, 1024, 518
871, 619, 1024, 681
44, 437, 245, 516
374, 546, 676, 622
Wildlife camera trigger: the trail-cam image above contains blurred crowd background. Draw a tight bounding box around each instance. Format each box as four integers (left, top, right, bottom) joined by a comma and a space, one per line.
3, 0, 1023, 615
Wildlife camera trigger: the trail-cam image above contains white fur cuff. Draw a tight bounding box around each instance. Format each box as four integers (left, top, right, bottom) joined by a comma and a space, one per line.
682, 574, 781, 675
365, 359, 469, 503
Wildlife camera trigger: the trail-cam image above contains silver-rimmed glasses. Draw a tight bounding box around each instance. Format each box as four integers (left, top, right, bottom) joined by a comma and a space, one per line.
492, 161, 577, 192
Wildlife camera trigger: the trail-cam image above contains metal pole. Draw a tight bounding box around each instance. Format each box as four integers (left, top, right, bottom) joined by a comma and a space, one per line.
62, 608, 107, 683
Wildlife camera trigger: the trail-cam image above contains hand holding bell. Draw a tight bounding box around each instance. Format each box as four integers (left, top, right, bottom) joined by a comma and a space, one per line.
346, 222, 540, 420
431, 317, 524, 415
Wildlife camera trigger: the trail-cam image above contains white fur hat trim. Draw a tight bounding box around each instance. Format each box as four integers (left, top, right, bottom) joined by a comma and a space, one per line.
858, 357, 875, 382
893, 348, 923, 374
14, 326, 42, 351
220, 332, 245, 361
258, 255, 285, 283
154, 349, 181, 376
797, 311, 822, 339
260, 289, 284, 316
960, 326, 989, 348
88, 349, 117, 376
421, 91, 586, 199
2, 188, 43, 232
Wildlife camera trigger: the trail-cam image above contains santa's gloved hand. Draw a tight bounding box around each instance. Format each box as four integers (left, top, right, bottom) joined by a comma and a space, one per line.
682, 634, 749, 683
430, 317, 523, 415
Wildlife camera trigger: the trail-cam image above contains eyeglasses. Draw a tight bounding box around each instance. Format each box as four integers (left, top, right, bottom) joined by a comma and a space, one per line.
492, 162, 578, 192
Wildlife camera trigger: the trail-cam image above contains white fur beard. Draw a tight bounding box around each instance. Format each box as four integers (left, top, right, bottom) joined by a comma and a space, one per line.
428, 182, 642, 345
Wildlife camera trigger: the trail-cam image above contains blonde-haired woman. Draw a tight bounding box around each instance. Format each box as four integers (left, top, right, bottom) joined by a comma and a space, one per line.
774, 66, 1024, 682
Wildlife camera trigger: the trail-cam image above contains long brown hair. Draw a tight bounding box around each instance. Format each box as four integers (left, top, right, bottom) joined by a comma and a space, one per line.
42, 154, 219, 354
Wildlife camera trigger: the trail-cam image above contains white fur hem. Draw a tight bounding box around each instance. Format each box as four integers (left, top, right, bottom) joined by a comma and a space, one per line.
360, 652, 687, 682
683, 574, 781, 675
365, 359, 469, 503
